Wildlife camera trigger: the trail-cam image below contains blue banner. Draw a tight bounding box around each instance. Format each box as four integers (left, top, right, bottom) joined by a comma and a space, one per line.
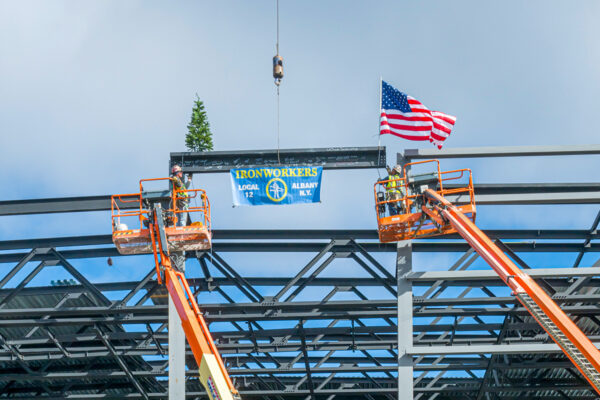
230, 166, 323, 206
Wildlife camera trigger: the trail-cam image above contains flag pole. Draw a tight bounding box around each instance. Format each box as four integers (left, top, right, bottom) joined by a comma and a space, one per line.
377, 75, 383, 178
378, 75, 382, 149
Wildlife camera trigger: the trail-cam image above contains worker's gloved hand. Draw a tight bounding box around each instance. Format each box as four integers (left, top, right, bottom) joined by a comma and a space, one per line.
186, 174, 192, 180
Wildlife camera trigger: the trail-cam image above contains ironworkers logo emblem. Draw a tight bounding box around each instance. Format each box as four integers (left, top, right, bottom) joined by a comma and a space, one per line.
266, 178, 288, 202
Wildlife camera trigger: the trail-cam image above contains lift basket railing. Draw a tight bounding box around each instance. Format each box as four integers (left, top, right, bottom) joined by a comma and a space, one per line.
111, 178, 211, 233
374, 160, 476, 241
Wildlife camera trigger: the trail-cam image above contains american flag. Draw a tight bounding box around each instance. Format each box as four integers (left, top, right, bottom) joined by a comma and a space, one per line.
380, 81, 456, 149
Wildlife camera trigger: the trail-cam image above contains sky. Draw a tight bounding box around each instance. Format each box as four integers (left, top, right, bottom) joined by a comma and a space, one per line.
1, 1, 600, 280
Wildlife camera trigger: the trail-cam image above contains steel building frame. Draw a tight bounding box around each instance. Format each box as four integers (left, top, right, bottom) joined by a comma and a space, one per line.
0, 145, 598, 399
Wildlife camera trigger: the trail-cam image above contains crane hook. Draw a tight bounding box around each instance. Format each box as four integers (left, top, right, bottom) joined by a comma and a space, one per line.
273, 54, 283, 86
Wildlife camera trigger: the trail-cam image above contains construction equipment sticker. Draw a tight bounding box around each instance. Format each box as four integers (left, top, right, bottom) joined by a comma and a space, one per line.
206, 376, 221, 400
230, 166, 323, 206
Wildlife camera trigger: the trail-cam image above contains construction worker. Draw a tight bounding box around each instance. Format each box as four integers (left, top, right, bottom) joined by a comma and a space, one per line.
385, 165, 404, 216
171, 165, 192, 226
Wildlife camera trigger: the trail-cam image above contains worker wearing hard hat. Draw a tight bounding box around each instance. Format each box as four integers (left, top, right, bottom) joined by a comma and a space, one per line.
385, 165, 404, 216
171, 165, 192, 226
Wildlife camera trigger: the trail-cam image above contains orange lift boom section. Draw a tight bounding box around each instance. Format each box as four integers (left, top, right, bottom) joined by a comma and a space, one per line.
111, 178, 240, 400
375, 161, 600, 395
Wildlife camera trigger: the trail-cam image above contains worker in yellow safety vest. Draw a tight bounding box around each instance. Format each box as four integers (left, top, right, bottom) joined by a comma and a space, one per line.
385, 165, 404, 216
171, 165, 192, 226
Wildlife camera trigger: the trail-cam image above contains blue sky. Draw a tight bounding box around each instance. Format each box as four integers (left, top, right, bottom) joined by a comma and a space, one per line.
1, 1, 599, 278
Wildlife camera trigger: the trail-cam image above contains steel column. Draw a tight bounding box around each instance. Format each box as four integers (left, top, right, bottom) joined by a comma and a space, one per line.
397, 240, 413, 399
168, 253, 186, 399
168, 296, 185, 399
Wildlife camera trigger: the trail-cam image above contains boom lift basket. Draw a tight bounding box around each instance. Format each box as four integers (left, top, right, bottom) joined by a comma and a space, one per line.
374, 160, 476, 242
111, 178, 212, 255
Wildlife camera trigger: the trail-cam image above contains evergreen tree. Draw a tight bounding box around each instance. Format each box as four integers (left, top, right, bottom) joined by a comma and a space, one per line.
185, 95, 214, 152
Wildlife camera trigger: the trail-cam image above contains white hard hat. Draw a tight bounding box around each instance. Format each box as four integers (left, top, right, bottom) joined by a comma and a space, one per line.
171, 165, 182, 174
393, 165, 403, 173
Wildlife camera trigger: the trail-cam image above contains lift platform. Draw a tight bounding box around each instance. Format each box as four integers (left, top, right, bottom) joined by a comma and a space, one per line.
376, 161, 600, 395
111, 178, 212, 255
111, 178, 240, 400
374, 160, 476, 242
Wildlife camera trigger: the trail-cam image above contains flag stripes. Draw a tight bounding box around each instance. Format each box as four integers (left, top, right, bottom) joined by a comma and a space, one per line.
380, 81, 456, 149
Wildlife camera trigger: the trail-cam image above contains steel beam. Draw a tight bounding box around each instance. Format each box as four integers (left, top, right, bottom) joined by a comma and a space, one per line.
0, 195, 137, 216
403, 144, 600, 160
168, 296, 185, 399
397, 240, 413, 400
0, 275, 596, 300
4, 182, 600, 216
170, 146, 387, 173
408, 267, 600, 282
1, 229, 598, 251
3, 242, 600, 263
95, 326, 150, 400
447, 191, 600, 205
409, 342, 600, 355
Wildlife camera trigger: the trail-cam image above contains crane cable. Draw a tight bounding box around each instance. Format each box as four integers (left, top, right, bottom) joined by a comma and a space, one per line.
276, 0, 281, 164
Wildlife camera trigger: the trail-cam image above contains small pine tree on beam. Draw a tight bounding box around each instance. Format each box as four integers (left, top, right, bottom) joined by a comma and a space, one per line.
185, 95, 214, 152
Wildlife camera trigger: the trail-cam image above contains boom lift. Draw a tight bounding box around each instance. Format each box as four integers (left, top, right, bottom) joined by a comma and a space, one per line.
375, 161, 600, 395
111, 178, 240, 400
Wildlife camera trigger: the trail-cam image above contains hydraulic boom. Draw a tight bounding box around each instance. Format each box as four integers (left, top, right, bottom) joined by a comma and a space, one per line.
423, 188, 600, 395
111, 179, 240, 400
149, 204, 240, 400
375, 160, 600, 394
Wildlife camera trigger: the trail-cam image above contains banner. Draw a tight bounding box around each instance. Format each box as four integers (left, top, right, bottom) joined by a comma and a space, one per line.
230, 166, 323, 206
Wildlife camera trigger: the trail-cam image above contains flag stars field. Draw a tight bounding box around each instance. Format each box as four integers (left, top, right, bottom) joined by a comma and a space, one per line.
380, 80, 456, 149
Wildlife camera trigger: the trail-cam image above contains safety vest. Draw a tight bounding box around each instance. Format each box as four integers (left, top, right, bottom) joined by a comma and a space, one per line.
386, 174, 403, 194
172, 176, 189, 198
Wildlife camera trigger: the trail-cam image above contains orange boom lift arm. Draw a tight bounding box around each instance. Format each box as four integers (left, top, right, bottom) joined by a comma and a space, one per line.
423, 189, 600, 394
375, 161, 600, 395
111, 179, 240, 400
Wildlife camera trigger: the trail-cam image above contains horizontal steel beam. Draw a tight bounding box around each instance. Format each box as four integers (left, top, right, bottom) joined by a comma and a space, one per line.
451, 182, 600, 195
3, 184, 600, 215
2, 241, 598, 263
0, 388, 398, 399
403, 144, 600, 159
409, 342, 600, 355
170, 146, 387, 173
10, 359, 582, 382
1, 229, 597, 250
0, 195, 136, 216
448, 191, 600, 205
4, 386, 592, 400
408, 267, 600, 282
3, 303, 599, 327
6, 293, 600, 320
0, 275, 592, 300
